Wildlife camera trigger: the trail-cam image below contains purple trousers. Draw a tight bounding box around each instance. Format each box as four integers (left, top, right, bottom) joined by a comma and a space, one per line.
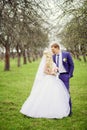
59, 73, 72, 115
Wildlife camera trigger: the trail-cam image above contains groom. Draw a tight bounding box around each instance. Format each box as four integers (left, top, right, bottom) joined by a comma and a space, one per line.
51, 43, 74, 116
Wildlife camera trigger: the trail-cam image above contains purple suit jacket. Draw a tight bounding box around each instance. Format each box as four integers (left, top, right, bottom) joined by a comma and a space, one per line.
52, 51, 74, 78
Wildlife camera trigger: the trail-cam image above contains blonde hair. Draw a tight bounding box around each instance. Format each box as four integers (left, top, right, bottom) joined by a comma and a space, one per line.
43, 49, 55, 75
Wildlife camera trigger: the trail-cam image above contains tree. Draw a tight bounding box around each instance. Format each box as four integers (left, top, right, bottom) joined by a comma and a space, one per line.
56, 0, 87, 61
0, 0, 49, 70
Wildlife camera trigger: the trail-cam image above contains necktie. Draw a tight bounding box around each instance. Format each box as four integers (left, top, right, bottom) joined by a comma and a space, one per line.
56, 55, 59, 67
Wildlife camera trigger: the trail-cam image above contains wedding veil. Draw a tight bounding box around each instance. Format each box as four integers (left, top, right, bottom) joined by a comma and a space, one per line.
30, 55, 46, 92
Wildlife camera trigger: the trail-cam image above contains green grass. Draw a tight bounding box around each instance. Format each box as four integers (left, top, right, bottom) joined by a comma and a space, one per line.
0, 58, 87, 130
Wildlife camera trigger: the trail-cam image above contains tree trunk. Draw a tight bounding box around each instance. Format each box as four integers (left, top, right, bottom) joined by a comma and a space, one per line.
23, 49, 27, 64
17, 52, 21, 67
4, 46, 10, 71
76, 54, 81, 61
83, 54, 86, 62
27, 50, 32, 63
16, 44, 21, 67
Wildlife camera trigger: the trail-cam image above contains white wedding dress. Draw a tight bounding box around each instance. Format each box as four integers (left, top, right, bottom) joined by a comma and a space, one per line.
20, 56, 70, 119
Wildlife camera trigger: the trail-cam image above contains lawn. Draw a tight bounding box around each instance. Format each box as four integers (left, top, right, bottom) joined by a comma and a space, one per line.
0, 58, 87, 130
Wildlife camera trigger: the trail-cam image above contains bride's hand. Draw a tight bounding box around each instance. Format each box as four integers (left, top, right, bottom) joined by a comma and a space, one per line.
44, 68, 51, 75
53, 67, 59, 72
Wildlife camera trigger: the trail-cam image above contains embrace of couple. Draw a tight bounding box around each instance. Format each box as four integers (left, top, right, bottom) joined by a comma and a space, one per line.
20, 43, 74, 119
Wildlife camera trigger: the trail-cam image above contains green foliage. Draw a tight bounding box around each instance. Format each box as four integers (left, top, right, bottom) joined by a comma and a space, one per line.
59, 0, 87, 60
0, 59, 87, 130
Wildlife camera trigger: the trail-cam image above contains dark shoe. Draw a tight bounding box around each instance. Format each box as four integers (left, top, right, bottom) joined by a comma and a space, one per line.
68, 112, 73, 117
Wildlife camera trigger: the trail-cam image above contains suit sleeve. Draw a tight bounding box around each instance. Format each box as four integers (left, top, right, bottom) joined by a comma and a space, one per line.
67, 52, 74, 78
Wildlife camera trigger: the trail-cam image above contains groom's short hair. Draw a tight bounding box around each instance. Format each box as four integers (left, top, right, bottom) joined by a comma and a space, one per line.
51, 43, 60, 49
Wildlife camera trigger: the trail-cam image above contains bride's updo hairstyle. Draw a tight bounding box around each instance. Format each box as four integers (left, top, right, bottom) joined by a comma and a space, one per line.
43, 48, 51, 55
43, 48, 52, 61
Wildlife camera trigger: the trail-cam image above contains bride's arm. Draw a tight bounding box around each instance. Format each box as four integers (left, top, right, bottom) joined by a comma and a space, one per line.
44, 64, 52, 75
44, 63, 58, 75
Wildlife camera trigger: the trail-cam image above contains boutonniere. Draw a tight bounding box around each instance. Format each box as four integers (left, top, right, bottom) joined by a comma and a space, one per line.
63, 58, 67, 62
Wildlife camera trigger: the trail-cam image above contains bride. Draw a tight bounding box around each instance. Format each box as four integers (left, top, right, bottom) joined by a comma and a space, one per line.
20, 49, 70, 119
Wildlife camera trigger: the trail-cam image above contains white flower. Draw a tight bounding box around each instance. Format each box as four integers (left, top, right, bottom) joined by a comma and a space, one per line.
63, 58, 67, 62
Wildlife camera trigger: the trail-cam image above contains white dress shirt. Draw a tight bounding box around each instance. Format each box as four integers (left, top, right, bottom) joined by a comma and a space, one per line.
56, 52, 66, 73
